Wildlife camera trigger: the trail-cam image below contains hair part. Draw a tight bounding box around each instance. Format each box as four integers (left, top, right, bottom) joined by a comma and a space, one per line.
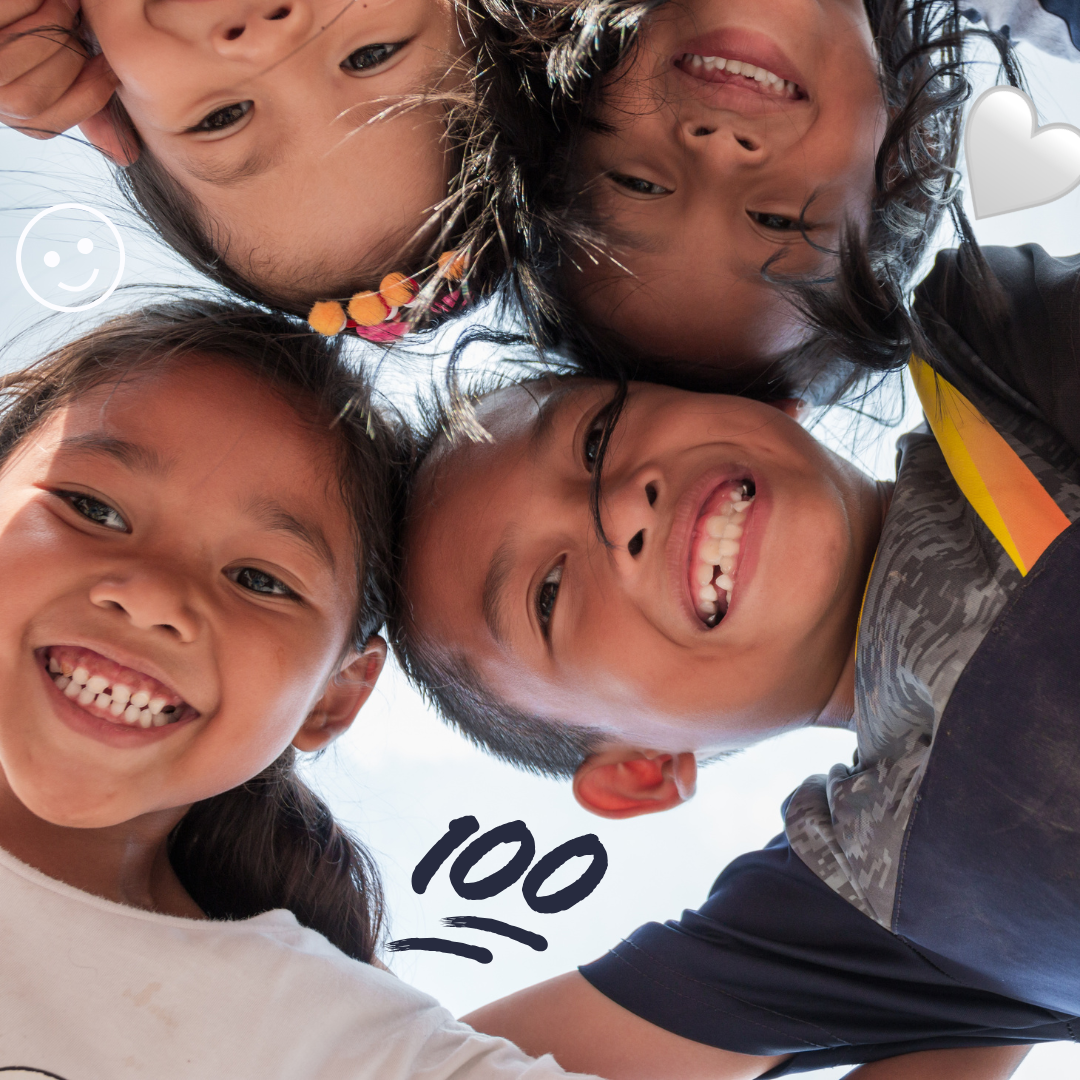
0, 297, 407, 960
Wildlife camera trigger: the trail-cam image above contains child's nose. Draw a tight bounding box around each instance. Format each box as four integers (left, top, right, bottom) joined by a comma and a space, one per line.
89, 572, 201, 644
212, 1, 313, 59
604, 470, 662, 574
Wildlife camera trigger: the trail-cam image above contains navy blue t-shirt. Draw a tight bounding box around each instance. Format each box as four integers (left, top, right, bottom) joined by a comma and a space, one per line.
581, 247, 1080, 1073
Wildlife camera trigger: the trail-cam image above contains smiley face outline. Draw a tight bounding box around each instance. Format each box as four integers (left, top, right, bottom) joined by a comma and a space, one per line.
15, 203, 126, 313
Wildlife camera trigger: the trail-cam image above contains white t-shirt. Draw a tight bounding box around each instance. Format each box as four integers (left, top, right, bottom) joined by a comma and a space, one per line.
0, 845, 592, 1080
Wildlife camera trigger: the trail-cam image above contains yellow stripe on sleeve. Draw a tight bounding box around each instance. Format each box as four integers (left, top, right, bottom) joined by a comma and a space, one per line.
909, 356, 1070, 575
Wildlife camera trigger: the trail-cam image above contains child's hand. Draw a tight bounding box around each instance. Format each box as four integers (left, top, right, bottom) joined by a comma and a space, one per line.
1, 0, 118, 140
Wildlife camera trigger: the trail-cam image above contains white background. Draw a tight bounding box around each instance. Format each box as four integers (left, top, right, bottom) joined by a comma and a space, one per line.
2, 26, 1080, 1080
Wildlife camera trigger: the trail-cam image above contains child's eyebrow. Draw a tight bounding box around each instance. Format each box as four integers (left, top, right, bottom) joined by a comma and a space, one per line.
58, 435, 171, 476
244, 496, 337, 573
481, 535, 516, 647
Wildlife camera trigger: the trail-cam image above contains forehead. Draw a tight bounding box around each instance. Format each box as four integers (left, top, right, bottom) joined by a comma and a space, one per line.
30, 359, 349, 531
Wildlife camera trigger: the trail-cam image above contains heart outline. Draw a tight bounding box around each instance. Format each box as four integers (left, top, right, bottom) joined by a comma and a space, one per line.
965, 86, 1080, 219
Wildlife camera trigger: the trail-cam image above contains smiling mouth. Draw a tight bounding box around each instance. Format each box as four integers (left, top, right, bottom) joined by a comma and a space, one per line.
57, 268, 100, 293
43, 645, 195, 729
688, 479, 756, 628
676, 55, 806, 100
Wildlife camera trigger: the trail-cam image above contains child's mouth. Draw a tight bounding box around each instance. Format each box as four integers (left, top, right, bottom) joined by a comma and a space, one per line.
675, 55, 807, 101
41, 645, 194, 729
688, 478, 756, 628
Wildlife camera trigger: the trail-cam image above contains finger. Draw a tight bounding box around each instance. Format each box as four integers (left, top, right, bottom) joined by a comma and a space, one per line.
0, 0, 81, 86
21, 49, 116, 135
0, 27, 84, 118
0, 46, 112, 135
0, 1, 48, 29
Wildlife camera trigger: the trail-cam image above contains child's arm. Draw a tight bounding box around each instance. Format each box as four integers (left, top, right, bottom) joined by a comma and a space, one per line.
1, 0, 117, 139
462, 972, 1033, 1080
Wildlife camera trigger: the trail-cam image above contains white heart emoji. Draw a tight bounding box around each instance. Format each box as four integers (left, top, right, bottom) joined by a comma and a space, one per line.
965, 86, 1080, 219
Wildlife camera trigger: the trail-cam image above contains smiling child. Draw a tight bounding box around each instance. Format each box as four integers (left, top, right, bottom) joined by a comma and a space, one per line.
2, 0, 474, 321
477, 0, 1078, 398
0, 297, 596, 1080
390, 243, 1080, 1075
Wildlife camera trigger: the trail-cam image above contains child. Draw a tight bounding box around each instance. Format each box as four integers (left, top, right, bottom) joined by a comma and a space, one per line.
389, 241, 1080, 1075
463, 0, 1075, 401
0, 0, 491, 333
0, 296, 595, 1080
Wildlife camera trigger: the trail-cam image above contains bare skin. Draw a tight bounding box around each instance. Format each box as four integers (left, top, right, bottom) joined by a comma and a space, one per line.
73, 0, 464, 297
568, 0, 887, 374
463, 972, 1032, 1080
0, 359, 385, 915
405, 379, 887, 759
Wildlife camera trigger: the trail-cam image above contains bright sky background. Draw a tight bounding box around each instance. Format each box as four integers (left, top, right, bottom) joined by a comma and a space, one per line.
2, 25, 1080, 1080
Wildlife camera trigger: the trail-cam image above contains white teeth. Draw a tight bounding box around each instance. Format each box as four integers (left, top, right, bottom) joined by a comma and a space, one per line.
64, 680, 82, 698
48, 657, 62, 674
55, 675, 71, 690
148, 697, 167, 715
152, 713, 168, 728
130, 690, 150, 709
77, 688, 95, 707
726, 59, 742, 74
124, 705, 141, 724
112, 684, 131, 705
137, 710, 153, 729
109, 700, 126, 718
692, 488, 756, 624
72, 667, 89, 686
94, 693, 111, 709
715, 57, 727, 71
86, 674, 108, 695
703, 56, 716, 70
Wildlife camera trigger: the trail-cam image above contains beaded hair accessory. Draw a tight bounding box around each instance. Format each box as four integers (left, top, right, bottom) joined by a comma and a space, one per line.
307, 250, 469, 343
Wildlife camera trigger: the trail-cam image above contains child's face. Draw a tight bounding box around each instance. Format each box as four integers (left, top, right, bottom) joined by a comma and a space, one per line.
405, 381, 881, 754
0, 361, 369, 829
83, 0, 462, 295
571, 0, 886, 369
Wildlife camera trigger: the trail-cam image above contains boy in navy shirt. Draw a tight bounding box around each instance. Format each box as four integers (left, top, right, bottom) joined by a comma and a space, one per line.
391, 244, 1080, 1075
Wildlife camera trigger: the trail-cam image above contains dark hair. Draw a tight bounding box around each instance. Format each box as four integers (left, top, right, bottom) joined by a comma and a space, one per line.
0, 298, 407, 960
471, 0, 1023, 402
388, 369, 610, 779
89, 2, 585, 330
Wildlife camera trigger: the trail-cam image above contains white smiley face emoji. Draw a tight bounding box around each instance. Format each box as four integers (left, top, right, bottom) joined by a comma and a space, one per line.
15, 203, 126, 313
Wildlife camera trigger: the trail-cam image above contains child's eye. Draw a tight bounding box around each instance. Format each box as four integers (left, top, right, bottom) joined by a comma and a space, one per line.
748, 211, 801, 232
194, 100, 253, 132
609, 172, 671, 197
56, 491, 128, 532
342, 41, 406, 73
536, 562, 563, 635
583, 422, 604, 471
231, 567, 295, 598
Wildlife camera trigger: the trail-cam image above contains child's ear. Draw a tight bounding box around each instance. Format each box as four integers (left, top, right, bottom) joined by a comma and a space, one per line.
573, 748, 697, 819
78, 107, 140, 166
293, 636, 387, 752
